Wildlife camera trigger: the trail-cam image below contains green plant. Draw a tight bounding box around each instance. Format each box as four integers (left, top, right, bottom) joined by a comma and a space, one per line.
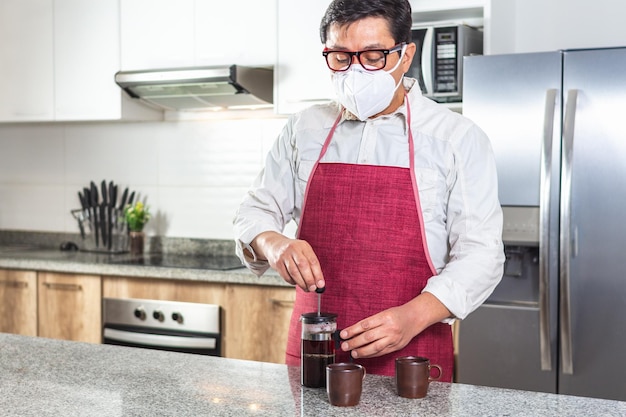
124, 201, 151, 232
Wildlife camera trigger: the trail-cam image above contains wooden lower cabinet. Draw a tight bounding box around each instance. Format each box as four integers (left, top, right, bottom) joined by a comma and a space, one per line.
102, 277, 295, 364
224, 284, 296, 364
38, 272, 102, 343
0, 269, 37, 336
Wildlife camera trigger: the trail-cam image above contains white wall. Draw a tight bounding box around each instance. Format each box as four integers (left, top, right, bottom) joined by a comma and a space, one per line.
0, 113, 288, 240
486, 0, 626, 55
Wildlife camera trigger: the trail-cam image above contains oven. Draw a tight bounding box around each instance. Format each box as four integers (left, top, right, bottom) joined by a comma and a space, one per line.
103, 297, 222, 356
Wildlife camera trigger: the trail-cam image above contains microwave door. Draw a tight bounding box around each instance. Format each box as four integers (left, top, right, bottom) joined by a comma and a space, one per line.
409, 27, 434, 96
406, 28, 434, 97
421, 27, 434, 95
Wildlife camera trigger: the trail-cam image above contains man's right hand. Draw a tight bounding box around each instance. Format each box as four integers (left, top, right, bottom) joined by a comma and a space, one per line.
251, 231, 325, 292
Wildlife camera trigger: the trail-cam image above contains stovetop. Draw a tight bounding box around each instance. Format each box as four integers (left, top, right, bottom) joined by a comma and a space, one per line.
112, 254, 245, 271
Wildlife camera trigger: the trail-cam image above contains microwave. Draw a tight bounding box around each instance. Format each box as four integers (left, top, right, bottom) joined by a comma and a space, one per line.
407, 24, 483, 103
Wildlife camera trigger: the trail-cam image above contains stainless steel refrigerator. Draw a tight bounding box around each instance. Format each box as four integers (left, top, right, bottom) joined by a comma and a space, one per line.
456, 48, 626, 401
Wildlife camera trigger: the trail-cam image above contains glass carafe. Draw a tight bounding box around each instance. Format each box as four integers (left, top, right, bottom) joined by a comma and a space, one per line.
300, 312, 337, 387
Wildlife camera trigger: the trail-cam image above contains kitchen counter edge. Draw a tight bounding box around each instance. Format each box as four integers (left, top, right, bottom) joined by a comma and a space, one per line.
0, 251, 287, 287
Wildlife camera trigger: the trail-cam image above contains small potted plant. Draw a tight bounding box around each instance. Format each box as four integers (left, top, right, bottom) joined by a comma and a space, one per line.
124, 201, 150, 255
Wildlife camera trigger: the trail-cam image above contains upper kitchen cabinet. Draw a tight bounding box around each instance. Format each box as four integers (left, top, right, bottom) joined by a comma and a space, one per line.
120, 0, 195, 70
275, 0, 485, 115
0, 0, 54, 121
120, 0, 276, 71
0, 0, 159, 122
54, 0, 122, 121
194, 1, 276, 67
487, 0, 626, 54
275, 0, 333, 115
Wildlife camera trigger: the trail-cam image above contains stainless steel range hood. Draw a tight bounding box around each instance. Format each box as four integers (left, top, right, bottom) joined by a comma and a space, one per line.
115, 65, 273, 111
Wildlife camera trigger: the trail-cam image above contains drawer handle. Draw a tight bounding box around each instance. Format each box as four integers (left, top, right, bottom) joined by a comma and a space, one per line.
43, 282, 82, 291
268, 298, 294, 307
0, 280, 28, 288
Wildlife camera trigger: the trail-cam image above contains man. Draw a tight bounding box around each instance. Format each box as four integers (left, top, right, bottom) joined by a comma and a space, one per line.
233, 0, 504, 381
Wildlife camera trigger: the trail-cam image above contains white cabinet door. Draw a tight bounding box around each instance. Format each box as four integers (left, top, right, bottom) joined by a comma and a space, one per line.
275, 0, 334, 115
487, 0, 626, 54
121, 0, 276, 70
54, 0, 121, 120
120, 0, 195, 70
0, 0, 54, 121
194, 0, 276, 67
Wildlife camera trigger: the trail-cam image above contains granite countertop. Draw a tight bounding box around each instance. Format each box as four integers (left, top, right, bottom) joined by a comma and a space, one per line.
0, 233, 287, 287
2, 333, 625, 417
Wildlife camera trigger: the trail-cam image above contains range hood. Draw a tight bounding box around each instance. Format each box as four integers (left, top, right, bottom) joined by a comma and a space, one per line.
115, 65, 273, 111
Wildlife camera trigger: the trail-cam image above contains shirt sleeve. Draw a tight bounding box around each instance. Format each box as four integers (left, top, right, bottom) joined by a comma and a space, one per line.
233, 117, 296, 276
422, 123, 505, 321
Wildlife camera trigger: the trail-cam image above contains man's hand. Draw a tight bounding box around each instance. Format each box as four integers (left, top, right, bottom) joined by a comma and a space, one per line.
338, 292, 451, 358
251, 231, 325, 292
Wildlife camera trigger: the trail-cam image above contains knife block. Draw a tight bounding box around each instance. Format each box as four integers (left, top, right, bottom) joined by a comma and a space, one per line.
71, 208, 129, 253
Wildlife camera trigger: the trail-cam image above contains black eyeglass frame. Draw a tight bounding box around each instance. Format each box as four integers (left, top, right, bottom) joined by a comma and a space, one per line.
322, 42, 406, 72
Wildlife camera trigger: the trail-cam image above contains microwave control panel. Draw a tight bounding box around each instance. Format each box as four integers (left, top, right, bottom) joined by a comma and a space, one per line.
433, 25, 483, 97
434, 27, 459, 93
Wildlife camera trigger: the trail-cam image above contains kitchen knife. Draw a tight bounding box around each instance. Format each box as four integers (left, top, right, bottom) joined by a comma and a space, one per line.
117, 187, 129, 234
127, 190, 135, 207
83, 187, 92, 233
83, 187, 93, 231
100, 180, 108, 248
90, 181, 99, 247
109, 181, 116, 206
77, 191, 87, 239
108, 182, 117, 250
118, 187, 129, 211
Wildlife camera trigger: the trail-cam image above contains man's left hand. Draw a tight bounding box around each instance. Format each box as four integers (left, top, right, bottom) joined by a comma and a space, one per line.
338, 292, 451, 358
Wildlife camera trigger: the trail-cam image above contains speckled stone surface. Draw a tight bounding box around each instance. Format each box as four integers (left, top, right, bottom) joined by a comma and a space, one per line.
1, 334, 626, 417
0, 232, 287, 287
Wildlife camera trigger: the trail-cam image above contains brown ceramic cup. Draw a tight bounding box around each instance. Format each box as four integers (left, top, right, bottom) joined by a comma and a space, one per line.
326, 363, 366, 407
395, 356, 442, 399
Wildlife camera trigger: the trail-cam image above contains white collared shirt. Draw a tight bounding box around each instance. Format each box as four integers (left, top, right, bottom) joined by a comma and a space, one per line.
233, 78, 504, 321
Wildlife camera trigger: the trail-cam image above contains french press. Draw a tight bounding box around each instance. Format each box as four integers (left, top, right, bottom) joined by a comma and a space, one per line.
300, 312, 338, 388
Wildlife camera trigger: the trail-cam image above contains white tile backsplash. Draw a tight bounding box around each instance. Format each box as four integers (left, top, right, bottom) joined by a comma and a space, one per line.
0, 184, 66, 231
156, 120, 264, 187
0, 115, 288, 239
0, 124, 65, 184
65, 122, 160, 186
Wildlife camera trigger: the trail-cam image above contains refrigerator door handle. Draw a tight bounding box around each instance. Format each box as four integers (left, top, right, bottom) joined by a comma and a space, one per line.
539, 88, 557, 372
560, 88, 578, 375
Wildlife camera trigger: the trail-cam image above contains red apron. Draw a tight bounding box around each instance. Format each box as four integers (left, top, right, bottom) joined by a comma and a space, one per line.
285, 99, 453, 381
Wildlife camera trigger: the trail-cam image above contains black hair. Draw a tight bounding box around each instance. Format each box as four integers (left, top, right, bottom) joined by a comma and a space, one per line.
319, 0, 413, 45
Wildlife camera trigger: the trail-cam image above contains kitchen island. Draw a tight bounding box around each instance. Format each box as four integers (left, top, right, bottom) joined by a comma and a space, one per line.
2, 333, 625, 417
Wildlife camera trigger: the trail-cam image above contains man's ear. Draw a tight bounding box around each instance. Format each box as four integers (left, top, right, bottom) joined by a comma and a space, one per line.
401, 42, 417, 73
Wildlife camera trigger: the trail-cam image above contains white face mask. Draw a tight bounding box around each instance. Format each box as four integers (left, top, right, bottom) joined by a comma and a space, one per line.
331, 44, 406, 121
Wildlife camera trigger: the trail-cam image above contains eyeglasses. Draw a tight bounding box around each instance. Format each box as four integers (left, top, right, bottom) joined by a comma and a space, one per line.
322, 43, 405, 72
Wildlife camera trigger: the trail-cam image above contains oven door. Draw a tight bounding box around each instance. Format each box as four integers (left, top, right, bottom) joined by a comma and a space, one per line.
102, 297, 222, 356
103, 326, 221, 356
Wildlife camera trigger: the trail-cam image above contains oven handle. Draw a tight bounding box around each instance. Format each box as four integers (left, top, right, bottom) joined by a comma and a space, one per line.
103, 328, 216, 350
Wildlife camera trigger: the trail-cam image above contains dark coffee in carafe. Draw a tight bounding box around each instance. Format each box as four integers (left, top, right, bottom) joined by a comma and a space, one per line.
300, 312, 337, 387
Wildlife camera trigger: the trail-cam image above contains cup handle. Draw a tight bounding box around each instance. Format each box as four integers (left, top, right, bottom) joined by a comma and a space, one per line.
429, 364, 443, 382
362, 366, 366, 380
